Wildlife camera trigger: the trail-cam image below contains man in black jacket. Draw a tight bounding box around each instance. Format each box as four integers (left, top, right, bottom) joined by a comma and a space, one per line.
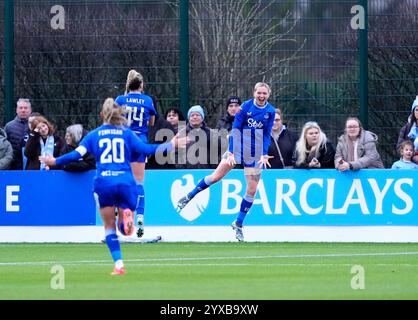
5, 98, 32, 170
215, 96, 241, 132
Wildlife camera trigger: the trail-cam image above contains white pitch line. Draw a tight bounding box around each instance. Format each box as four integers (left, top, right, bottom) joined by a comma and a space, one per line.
1, 251, 418, 267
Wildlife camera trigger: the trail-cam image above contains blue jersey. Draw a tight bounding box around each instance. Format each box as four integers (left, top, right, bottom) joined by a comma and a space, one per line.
115, 92, 157, 136
391, 159, 418, 169
228, 99, 275, 167
55, 124, 172, 185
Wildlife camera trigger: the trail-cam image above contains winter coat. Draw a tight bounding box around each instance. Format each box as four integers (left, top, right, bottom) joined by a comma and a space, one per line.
146, 114, 176, 169
0, 128, 13, 170
24, 131, 64, 170
294, 140, 336, 169
267, 126, 298, 169
335, 130, 384, 170
4, 116, 29, 170
60, 144, 96, 172
397, 118, 417, 151
215, 113, 235, 132
176, 122, 219, 169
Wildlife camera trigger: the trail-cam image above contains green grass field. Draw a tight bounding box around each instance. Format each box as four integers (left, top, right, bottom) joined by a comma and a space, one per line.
1, 242, 418, 300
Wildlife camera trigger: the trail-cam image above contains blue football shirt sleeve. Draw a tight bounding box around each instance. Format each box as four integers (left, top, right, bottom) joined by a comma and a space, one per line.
129, 130, 173, 155
263, 108, 275, 155
228, 102, 248, 153
56, 132, 93, 166
114, 95, 125, 106
55, 149, 83, 166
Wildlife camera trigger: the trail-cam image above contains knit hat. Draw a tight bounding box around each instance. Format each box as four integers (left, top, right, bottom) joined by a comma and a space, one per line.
412, 95, 418, 112
187, 105, 205, 120
226, 96, 241, 108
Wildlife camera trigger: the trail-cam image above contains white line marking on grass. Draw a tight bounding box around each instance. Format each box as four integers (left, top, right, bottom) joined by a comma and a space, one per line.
1, 251, 418, 267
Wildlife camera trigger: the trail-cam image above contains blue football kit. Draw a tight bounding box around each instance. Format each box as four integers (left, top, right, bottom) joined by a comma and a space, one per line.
115, 92, 157, 162
228, 98, 276, 167
55, 124, 172, 210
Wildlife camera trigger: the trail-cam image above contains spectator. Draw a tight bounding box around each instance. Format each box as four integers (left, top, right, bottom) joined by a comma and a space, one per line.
335, 117, 384, 171
24, 116, 64, 170
216, 96, 242, 160
215, 96, 241, 132
176, 105, 217, 169
39, 97, 187, 276
294, 121, 335, 169
21, 111, 42, 170
164, 107, 185, 134
268, 108, 298, 169
397, 95, 418, 164
146, 113, 176, 169
391, 140, 418, 169
0, 127, 13, 170
175, 82, 276, 242
60, 124, 96, 172
4, 98, 32, 170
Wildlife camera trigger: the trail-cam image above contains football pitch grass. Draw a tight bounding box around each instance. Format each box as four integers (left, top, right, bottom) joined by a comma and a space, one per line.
1, 242, 418, 300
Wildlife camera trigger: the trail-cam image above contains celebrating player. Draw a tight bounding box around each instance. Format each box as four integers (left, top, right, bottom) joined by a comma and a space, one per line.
40, 98, 186, 275
176, 82, 276, 241
115, 69, 156, 238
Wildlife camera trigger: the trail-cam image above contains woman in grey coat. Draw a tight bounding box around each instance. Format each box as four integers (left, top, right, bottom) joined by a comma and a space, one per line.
0, 128, 14, 170
335, 117, 384, 171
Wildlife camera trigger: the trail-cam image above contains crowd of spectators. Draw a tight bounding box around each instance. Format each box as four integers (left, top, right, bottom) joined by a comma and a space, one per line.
2, 95, 418, 171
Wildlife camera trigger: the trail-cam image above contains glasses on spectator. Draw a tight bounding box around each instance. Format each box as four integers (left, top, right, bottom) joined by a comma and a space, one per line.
274, 118, 281, 122
346, 125, 359, 129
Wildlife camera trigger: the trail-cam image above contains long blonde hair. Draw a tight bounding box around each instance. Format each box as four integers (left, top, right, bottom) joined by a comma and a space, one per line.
101, 98, 126, 126
125, 69, 144, 95
295, 121, 327, 166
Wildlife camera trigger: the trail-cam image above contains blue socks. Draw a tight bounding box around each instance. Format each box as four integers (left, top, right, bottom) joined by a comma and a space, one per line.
136, 182, 145, 216
236, 194, 254, 226
188, 176, 213, 199
105, 229, 122, 262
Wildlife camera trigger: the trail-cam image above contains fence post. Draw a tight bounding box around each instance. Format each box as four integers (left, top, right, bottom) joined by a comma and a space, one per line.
359, 0, 368, 129
179, 0, 189, 116
4, 0, 15, 123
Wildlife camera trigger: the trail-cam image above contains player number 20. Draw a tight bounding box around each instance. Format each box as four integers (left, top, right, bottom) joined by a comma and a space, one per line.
99, 138, 125, 164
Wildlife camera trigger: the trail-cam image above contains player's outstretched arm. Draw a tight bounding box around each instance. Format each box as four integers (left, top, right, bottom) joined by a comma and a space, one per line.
40, 148, 84, 167
170, 133, 188, 149
131, 131, 188, 156
39, 155, 56, 166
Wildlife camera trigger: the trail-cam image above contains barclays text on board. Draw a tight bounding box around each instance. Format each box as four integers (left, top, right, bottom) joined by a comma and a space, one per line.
1, 169, 417, 226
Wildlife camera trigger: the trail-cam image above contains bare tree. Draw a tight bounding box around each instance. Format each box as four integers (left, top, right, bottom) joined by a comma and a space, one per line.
332, 1, 418, 166
169, 0, 305, 126
11, 2, 179, 133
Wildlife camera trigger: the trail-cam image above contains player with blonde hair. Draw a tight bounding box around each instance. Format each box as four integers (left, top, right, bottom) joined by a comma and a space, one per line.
115, 69, 157, 238
40, 98, 186, 275
176, 82, 276, 242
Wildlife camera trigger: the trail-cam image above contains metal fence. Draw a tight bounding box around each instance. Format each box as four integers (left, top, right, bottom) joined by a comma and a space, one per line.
1, 0, 418, 167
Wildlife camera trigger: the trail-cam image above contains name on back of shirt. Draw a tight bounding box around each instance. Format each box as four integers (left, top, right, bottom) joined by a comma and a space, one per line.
126, 97, 146, 104
98, 129, 123, 136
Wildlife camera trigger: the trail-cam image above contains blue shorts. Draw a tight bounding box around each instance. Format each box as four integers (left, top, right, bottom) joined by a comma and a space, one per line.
222, 151, 256, 168
93, 180, 137, 210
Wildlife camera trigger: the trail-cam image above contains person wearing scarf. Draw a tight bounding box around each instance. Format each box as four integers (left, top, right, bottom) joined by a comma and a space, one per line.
24, 116, 63, 170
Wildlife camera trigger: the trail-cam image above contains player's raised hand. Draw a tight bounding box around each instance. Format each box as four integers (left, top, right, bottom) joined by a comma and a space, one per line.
258, 155, 273, 169
225, 152, 236, 167
39, 155, 56, 166
171, 133, 189, 149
